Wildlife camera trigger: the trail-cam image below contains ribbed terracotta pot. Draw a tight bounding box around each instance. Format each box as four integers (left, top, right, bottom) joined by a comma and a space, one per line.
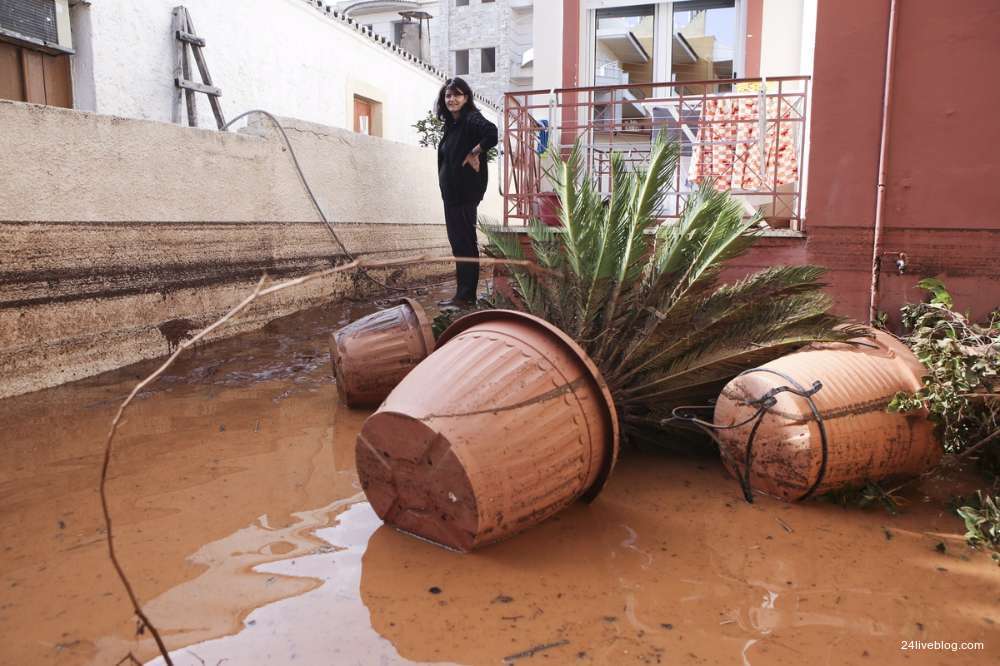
355, 310, 620, 552
330, 298, 435, 408
713, 330, 942, 501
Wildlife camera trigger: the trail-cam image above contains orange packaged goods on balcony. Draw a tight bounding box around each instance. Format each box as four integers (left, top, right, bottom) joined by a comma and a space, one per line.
688, 92, 799, 192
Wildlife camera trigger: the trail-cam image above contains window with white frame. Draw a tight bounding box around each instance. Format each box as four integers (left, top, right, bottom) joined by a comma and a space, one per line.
671, 0, 738, 88
588, 1, 742, 91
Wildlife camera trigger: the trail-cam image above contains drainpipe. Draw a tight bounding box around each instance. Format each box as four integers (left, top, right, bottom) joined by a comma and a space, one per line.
868, 0, 900, 324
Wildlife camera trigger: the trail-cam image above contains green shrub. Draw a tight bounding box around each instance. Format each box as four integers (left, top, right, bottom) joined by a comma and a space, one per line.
887, 279, 999, 555
956, 491, 1000, 563
888, 278, 999, 471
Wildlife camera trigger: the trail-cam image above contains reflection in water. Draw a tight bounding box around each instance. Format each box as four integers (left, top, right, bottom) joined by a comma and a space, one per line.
148, 503, 454, 666
147, 460, 996, 666
741, 638, 758, 666
97, 494, 365, 663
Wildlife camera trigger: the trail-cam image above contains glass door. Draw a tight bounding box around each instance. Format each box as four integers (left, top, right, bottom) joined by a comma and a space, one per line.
592, 4, 656, 131
670, 0, 739, 93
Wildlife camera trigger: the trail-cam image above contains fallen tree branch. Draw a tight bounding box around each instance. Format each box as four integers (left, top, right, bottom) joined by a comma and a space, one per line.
99, 254, 543, 665
956, 428, 1000, 460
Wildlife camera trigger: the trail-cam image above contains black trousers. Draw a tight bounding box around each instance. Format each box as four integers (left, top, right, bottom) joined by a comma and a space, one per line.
443, 202, 480, 301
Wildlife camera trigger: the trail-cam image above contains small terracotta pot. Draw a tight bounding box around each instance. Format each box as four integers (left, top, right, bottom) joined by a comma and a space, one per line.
330, 298, 434, 408
355, 310, 619, 551
534, 192, 563, 227
713, 330, 942, 501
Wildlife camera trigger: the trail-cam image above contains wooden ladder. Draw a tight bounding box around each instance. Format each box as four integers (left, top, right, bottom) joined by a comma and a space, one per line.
172, 6, 226, 130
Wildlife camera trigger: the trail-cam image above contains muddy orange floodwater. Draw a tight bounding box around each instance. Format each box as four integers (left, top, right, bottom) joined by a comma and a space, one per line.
1, 294, 997, 666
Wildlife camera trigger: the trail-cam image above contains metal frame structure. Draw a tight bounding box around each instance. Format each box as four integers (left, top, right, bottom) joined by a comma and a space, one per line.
502, 75, 811, 229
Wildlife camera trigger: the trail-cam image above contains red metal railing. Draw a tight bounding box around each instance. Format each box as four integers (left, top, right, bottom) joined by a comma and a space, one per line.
502, 76, 810, 230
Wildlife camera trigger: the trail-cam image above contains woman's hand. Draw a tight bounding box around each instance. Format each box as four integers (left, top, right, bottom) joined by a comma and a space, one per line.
462, 148, 482, 173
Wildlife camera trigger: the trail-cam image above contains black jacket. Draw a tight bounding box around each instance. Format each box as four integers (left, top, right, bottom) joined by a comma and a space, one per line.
437, 108, 499, 205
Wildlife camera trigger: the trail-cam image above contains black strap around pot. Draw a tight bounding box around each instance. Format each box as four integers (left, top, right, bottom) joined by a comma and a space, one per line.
664, 369, 828, 504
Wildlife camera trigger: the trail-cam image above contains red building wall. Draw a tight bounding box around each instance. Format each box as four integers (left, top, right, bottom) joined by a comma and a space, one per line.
804, 0, 1000, 324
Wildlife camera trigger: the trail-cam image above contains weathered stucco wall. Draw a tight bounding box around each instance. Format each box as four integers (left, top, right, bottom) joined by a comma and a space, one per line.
0, 100, 501, 398
69, 0, 498, 143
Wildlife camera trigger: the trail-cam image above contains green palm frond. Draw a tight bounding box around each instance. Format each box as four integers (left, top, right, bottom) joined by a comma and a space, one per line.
526, 219, 575, 326
483, 137, 864, 452
598, 138, 679, 349
479, 221, 546, 316
618, 266, 836, 381
576, 151, 630, 340
623, 310, 863, 404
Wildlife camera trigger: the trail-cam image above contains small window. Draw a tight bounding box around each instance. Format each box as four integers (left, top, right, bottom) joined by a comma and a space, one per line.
481, 47, 496, 73
353, 94, 382, 137
0, 0, 60, 43
455, 49, 469, 75
456, 0, 469, 6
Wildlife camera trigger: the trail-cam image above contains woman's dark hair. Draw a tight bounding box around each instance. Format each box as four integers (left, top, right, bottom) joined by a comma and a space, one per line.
434, 77, 479, 123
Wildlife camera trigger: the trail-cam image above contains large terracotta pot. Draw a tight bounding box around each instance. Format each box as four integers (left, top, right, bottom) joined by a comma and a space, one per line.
330, 298, 434, 408
355, 310, 620, 551
713, 330, 942, 501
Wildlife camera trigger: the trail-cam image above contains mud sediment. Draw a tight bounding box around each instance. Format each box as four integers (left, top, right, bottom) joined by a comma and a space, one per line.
0, 294, 995, 666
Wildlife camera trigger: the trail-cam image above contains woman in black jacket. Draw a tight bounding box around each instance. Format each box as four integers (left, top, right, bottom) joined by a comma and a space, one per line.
434, 77, 499, 309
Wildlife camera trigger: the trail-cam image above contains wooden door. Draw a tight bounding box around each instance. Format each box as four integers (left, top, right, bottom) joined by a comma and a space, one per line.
41, 51, 72, 107
0, 41, 24, 101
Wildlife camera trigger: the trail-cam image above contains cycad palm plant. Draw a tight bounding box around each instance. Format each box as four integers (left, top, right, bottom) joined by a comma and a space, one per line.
483, 137, 866, 447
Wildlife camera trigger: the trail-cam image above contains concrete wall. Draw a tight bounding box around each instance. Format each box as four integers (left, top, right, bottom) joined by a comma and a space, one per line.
68, 0, 475, 143
759, 0, 807, 77
507, 1, 535, 93
532, 0, 563, 91
0, 100, 504, 398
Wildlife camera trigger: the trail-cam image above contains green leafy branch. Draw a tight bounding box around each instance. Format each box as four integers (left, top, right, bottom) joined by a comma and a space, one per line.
413, 110, 497, 163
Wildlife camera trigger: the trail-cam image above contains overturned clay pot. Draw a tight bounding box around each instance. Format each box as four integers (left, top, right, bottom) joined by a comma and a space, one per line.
330, 298, 435, 408
355, 309, 620, 552
713, 329, 942, 501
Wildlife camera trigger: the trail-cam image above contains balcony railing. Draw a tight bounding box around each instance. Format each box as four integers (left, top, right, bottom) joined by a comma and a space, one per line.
501, 76, 811, 230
